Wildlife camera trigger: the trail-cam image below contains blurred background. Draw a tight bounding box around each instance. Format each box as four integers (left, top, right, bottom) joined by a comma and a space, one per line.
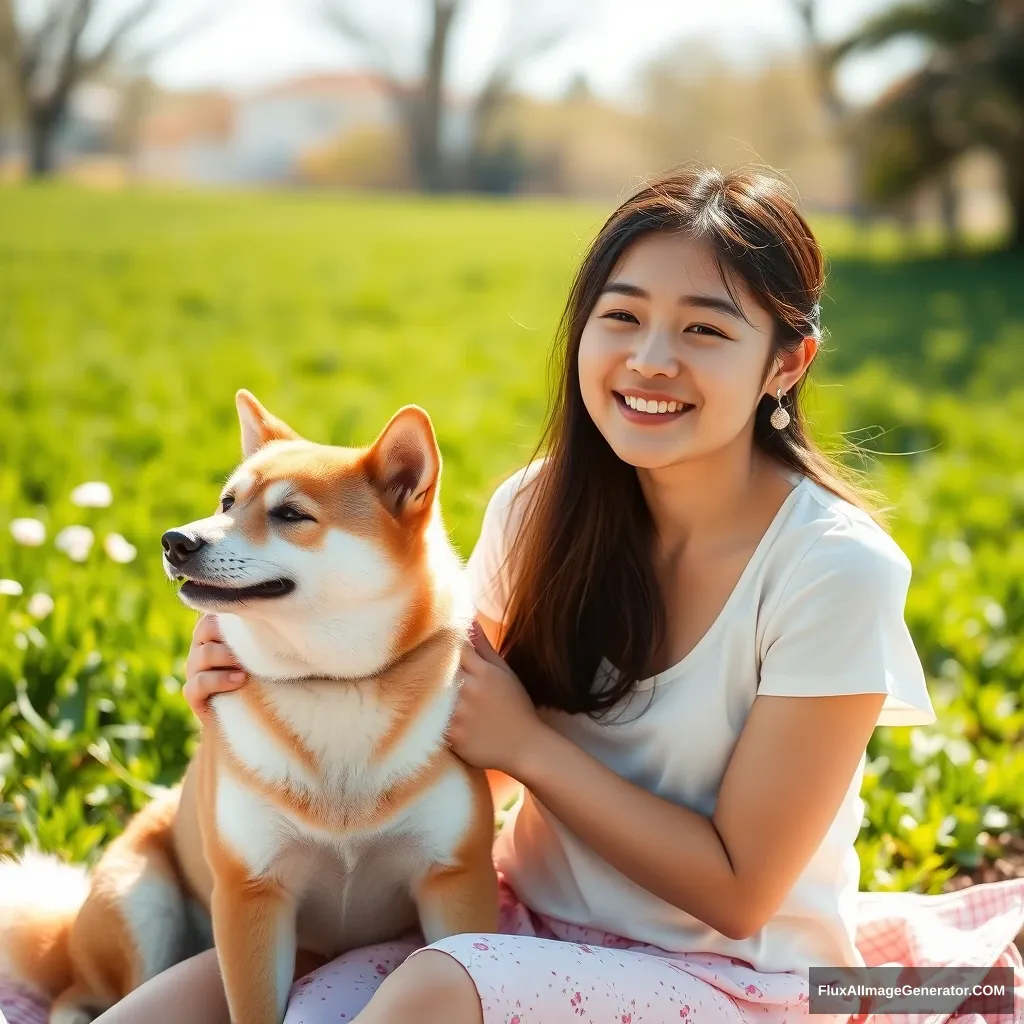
1, 0, 1023, 921
2, 0, 1022, 235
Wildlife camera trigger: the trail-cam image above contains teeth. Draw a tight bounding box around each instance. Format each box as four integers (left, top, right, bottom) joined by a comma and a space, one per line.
624, 395, 685, 414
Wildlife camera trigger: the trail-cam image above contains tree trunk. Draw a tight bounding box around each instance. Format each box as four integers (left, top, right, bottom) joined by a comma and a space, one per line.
414, 0, 458, 192
28, 114, 58, 178
1012, 195, 1024, 251
1008, 157, 1024, 251
938, 166, 961, 254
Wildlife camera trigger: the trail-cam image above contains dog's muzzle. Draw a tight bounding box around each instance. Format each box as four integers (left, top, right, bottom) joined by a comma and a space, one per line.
162, 529, 207, 571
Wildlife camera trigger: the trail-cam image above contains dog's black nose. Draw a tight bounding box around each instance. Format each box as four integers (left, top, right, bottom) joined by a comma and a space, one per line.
161, 530, 206, 568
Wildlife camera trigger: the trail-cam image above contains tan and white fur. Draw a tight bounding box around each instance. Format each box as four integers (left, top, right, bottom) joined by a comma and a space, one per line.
0, 391, 499, 1024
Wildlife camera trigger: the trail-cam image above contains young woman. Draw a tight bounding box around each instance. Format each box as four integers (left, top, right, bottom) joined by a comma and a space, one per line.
5, 166, 1019, 1024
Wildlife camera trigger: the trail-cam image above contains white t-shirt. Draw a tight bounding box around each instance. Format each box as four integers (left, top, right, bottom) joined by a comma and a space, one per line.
464, 458, 936, 978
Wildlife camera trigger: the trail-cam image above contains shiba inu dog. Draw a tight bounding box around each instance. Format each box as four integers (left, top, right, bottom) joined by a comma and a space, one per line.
0, 391, 499, 1023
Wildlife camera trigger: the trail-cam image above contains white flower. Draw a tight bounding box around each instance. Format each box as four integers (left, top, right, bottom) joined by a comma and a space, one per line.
55, 525, 95, 562
103, 532, 137, 564
10, 518, 46, 546
0, 578, 24, 596
70, 482, 113, 508
27, 593, 54, 618
983, 806, 1010, 830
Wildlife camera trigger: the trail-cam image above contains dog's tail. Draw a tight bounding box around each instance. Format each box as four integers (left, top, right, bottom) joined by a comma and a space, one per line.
0, 850, 90, 999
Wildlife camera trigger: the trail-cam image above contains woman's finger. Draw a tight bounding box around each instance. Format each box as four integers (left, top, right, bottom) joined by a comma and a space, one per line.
194, 613, 223, 646
182, 677, 208, 718
470, 620, 505, 665
459, 642, 486, 672
190, 641, 242, 674
184, 669, 247, 717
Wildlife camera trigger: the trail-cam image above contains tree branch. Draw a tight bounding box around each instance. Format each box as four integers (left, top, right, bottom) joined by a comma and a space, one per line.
826, 1, 983, 67
318, 0, 400, 84
78, 0, 160, 74
791, 0, 849, 124
48, 0, 96, 116
471, 0, 575, 144
0, 0, 18, 71
90, 6, 217, 73
17, 0, 71, 89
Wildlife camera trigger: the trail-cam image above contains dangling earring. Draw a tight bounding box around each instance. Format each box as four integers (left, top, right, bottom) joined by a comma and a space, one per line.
769, 387, 790, 430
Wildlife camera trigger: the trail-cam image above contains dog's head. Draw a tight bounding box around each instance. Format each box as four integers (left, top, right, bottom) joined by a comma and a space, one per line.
162, 390, 466, 678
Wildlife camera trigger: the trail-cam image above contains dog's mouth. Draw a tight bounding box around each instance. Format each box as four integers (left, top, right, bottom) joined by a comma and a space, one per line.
177, 577, 296, 603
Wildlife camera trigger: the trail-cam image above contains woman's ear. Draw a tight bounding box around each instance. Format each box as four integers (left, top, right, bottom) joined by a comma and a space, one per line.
766, 335, 817, 398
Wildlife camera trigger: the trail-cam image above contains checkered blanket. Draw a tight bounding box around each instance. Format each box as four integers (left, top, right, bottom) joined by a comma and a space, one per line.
853, 878, 1024, 1022
2, 879, 1023, 1023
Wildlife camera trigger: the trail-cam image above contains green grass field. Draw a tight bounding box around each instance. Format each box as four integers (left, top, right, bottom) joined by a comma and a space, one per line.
1, 184, 1023, 892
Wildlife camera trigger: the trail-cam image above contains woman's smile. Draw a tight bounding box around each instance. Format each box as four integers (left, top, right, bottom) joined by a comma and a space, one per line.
612, 390, 695, 425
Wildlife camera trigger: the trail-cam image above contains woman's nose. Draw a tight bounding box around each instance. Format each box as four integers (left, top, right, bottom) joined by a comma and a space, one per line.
625, 327, 679, 377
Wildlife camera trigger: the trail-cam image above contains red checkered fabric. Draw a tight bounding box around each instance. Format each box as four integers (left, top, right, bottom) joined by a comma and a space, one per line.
852, 878, 1024, 1023
2, 879, 1022, 1023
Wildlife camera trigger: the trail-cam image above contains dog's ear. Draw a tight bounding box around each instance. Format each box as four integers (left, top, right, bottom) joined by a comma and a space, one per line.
365, 405, 441, 520
236, 390, 301, 458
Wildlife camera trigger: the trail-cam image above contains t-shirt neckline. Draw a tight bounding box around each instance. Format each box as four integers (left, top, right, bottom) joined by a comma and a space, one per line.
605, 472, 809, 693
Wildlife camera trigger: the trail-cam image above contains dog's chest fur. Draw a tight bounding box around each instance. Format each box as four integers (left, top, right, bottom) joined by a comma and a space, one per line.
208, 674, 473, 954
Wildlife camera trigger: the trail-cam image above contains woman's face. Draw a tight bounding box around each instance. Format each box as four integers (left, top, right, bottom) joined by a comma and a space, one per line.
578, 231, 778, 471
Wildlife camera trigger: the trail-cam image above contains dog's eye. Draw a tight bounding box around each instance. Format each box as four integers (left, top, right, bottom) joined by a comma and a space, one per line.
221, 495, 234, 512
271, 506, 314, 523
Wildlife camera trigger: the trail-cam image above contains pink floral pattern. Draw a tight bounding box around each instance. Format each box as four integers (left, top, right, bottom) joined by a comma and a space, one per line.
276, 880, 807, 1024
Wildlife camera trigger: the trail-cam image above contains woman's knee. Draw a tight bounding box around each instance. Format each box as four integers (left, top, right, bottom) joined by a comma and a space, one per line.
356, 949, 482, 1024
92, 948, 227, 1024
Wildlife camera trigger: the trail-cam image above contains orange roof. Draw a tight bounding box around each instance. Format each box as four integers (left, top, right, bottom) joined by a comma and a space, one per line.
140, 92, 234, 147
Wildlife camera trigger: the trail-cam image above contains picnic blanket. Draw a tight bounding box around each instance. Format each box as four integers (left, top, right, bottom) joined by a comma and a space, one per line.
1, 878, 1022, 1022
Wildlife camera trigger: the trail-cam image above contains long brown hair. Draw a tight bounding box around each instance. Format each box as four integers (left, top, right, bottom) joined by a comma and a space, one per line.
497, 164, 875, 718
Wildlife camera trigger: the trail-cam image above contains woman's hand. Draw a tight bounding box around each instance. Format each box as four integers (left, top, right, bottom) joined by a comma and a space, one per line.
183, 613, 248, 718
446, 621, 545, 776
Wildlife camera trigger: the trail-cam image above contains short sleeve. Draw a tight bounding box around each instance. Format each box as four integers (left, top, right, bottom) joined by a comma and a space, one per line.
757, 528, 936, 727
464, 460, 543, 623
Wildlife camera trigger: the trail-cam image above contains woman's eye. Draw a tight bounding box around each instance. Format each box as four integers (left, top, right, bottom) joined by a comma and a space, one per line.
687, 324, 725, 338
221, 495, 234, 512
271, 506, 314, 523
601, 310, 640, 324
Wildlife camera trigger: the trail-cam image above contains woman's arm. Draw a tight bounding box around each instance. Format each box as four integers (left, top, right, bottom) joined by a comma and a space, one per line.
512, 690, 884, 939
474, 610, 524, 812
452, 624, 885, 940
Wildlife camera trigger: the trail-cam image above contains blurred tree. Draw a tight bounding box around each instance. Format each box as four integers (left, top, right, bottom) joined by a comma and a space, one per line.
0, 31, 15, 154
0, 0, 210, 178
318, 0, 576, 193
829, 0, 1024, 249
638, 38, 845, 210
791, 0, 867, 222
112, 72, 156, 174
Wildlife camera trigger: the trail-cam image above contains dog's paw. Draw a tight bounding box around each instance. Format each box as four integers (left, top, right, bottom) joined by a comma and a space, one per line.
50, 1005, 102, 1024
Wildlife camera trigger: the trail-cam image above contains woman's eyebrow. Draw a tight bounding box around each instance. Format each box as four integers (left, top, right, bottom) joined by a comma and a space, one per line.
601, 281, 649, 299
682, 294, 743, 319
600, 281, 743, 320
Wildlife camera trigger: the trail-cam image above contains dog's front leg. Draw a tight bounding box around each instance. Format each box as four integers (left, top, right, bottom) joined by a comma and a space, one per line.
413, 858, 500, 944
211, 880, 296, 1024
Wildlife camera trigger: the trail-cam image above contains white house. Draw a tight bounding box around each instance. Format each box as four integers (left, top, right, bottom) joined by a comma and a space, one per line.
132, 71, 474, 186
232, 73, 397, 182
